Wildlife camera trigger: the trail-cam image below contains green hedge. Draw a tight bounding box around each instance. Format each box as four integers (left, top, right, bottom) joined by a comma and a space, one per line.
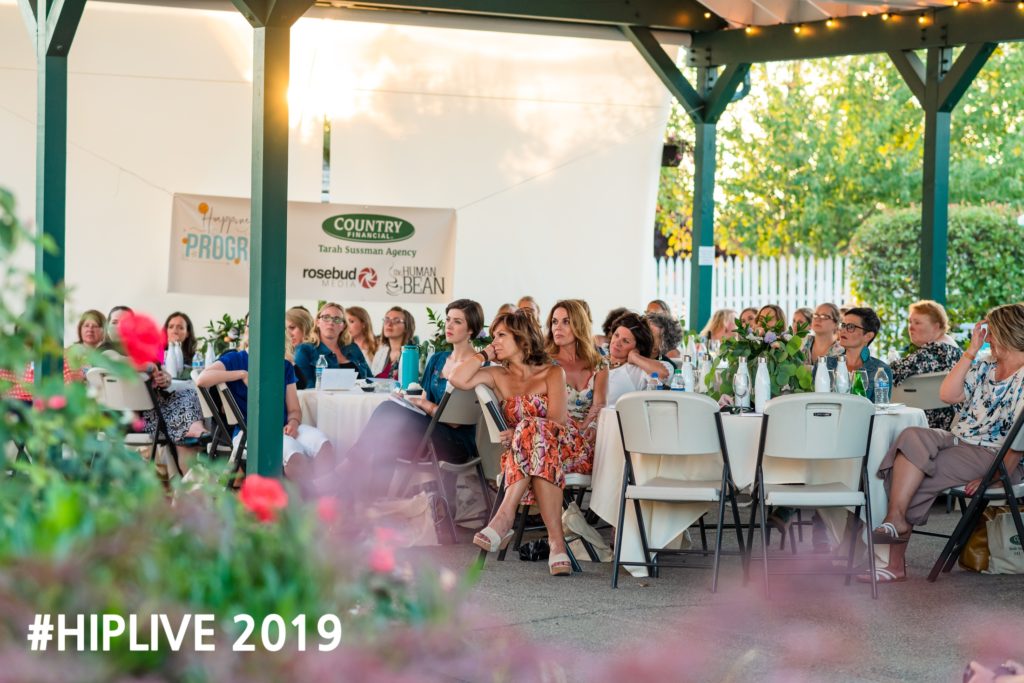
848, 204, 1024, 350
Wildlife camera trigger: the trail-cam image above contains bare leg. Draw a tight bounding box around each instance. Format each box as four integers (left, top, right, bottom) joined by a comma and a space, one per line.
311, 444, 336, 478
184, 421, 207, 438
883, 452, 926, 534
532, 477, 566, 556
886, 536, 909, 576
486, 477, 530, 534
168, 446, 198, 477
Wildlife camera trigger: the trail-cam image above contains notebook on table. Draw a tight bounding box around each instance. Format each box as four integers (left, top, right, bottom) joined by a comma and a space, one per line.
320, 368, 357, 391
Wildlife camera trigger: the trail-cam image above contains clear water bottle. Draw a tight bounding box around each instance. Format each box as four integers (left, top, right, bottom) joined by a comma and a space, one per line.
645, 372, 662, 391
192, 351, 204, 373
315, 354, 328, 390
681, 356, 696, 392
874, 367, 891, 405
670, 368, 685, 391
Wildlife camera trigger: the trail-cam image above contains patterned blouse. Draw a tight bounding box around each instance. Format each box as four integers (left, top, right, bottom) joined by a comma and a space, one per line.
891, 341, 963, 430
953, 361, 1024, 450
802, 334, 844, 363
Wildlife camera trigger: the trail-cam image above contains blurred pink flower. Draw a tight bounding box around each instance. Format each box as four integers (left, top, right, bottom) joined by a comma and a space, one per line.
369, 546, 396, 574
118, 311, 166, 370
374, 527, 399, 546
46, 395, 67, 410
131, 417, 147, 432
316, 497, 340, 524
239, 474, 288, 523
32, 399, 44, 412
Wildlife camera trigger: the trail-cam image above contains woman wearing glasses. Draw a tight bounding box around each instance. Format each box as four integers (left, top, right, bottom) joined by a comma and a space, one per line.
802, 303, 844, 364
372, 307, 416, 379
293, 302, 372, 388
824, 306, 893, 401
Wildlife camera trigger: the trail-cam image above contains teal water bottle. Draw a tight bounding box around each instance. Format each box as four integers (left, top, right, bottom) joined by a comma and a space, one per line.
399, 345, 420, 390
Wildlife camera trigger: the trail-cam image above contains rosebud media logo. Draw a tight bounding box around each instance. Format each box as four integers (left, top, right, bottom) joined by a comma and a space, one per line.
358, 268, 378, 289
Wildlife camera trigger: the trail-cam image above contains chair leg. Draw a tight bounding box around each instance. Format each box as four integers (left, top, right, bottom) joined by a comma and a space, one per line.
475, 462, 493, 515
475, 480, 506, 571
499, 505, 528, 561
842, 508, 859, 586
712, 493, 728, 593
862, 474, 878, 600
744, 490, 759, 585
729, 487, 748, 574
796, 508, 804, 542
611, 488, 630, 589
758, 488, 770, 598
633, 497, 656, 578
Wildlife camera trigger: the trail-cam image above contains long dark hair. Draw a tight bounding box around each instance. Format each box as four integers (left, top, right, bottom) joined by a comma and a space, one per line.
490, 309, 548, 366
610, 312, 655, 359
164, 311, 197, 361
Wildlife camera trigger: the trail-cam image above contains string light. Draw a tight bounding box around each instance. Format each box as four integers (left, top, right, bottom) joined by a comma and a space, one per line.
952, 0, 959, 6
918, 14, 927, 24
826, 18, 836, 28
1018, 2, 1024, 10
704, 11, 712, 18
861, 10, 869, 16
744, 25, 754, 34
793, 23, 802, 34
881, 12, 890, 20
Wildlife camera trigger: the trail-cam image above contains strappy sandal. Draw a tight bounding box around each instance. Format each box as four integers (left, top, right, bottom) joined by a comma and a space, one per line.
856, 559, 907, 584
548, 552, 571, 576
473, 526, 514, 553
871, 522, 911, 544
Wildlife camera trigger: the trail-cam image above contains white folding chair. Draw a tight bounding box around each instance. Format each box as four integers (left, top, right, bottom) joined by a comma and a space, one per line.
395, 384, 493, 543
87, 367, 182, 474
892, 371, 950, 411
613, 391, 746, 591
748, 393, 879, 598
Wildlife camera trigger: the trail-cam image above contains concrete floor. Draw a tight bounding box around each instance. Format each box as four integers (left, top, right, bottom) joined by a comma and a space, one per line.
418, 505, 1024, 682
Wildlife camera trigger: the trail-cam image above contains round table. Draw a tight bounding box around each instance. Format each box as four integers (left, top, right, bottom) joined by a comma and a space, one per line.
589, 402, 928, 577
298, 388, 390, 455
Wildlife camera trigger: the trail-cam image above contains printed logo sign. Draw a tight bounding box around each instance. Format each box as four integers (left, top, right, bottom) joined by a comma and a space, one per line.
322, 214, 415, 244
169, 194, 455, 303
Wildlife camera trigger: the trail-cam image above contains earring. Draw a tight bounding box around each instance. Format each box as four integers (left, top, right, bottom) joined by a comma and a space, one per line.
860, 347, 870, 363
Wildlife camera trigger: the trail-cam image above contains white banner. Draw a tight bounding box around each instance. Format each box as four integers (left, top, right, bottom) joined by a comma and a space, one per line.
168, 193, 456, 303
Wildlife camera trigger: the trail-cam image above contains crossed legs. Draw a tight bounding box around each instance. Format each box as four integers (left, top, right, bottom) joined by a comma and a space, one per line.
484, 476, 567, 558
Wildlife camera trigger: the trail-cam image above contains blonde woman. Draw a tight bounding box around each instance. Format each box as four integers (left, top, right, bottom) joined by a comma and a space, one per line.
700, 308, 738, 343
293, 302, 371, 388
546, 300, 608, 475
285, 306, 314, 362
803, 303, 844, 364
372, 307, 416, 379
345, 306, 379, 362
891, 300, 963, 429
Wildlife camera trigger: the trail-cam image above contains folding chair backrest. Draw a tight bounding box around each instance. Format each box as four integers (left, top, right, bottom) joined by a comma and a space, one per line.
474, 384, 506, 443
215, 383, 245, 428
892, 371, 949, 411
100, 373, 155, 412
1006, 407, 1024, 452
196, 385, 220, 420
616, 391, 722, 456
437, 384, 481, 426
762, 393, 875, 460
85, 367, 106, 402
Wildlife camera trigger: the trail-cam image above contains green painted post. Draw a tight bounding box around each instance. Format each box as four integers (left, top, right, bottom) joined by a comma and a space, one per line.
690, 120, 716, 332
920, 107, 950, 304
233, 0, 312, 477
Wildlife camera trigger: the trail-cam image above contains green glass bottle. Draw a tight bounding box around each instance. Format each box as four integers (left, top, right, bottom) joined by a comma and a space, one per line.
850, 370, 867, 397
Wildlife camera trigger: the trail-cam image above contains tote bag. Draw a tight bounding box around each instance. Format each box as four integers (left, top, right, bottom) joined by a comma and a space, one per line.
984, 511, 1024, 574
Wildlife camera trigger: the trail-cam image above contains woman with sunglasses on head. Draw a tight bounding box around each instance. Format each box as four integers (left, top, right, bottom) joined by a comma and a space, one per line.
372, 307, 416, 380
824, 306, 893, 401
802, 303, 845, 364
293, 302, 371, 389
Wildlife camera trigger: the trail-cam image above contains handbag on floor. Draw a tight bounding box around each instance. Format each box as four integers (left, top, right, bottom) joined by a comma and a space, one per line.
958, 506, 1003, 572
984, 509, 1024, 574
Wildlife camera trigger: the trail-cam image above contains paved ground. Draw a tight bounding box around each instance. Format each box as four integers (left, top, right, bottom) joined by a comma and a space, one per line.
418, 505, 1024, 682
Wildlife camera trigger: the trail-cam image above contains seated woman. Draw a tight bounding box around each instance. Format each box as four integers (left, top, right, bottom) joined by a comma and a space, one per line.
197, 318, 333, 482
372, 307, 416, 379
645, 299, 672, 317
547, 300, 608, 475
67, 309, 106, 368
604, 312, 672, 405
285, 306, 314, 363
824, 307, 892, 401
891, 300, 963, 429
450, 309, 584, 576
594, 306, 630, 351
791, 307, 812, 334
803, 303, 844, 364
699, 308, 737, 345
517, 296, 541, 321
163, 311, 198, 376
646, 311, 683, 361
866, 304, 1024, 582
318, 299, 484, 497
293, 302, 371, 388
99, 305, 131, 353
739, 307, 758, 329
345, 306, 379, 366
755, 304, 787, 333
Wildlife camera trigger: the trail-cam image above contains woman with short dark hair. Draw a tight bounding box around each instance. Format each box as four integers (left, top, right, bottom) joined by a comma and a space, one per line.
824, 306, 892, 401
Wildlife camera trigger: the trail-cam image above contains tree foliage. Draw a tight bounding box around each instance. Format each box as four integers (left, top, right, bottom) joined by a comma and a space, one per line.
848, 204, 1024, 350
655, 45, 1024, 257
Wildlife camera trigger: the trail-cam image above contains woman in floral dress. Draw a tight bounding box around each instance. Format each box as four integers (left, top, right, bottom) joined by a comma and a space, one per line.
890, 300, 963, 429
546, 299, 608, 475
450, 309, 579, 575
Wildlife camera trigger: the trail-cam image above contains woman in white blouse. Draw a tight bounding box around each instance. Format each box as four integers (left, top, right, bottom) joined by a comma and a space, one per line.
604, 312, 672, 405
866, 303, 1024, 583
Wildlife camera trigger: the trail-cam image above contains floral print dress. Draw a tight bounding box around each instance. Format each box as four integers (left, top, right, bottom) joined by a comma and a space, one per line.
501, 394, 585, 492
891, 341, 963, 430
563, 371, 597, 475
953, 361, 1024, 449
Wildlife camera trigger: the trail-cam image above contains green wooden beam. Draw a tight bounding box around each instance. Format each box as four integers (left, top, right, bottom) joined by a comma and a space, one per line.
20, 0, 86, 387
341, 0, 724, 32
690, 118, 717, 332
233, 0, 313, 477
938, 41, 996, 112
689, 4, 1024, 67
704, 62, 750, 123
621, 25, 704, 123
886, 49, 925, 107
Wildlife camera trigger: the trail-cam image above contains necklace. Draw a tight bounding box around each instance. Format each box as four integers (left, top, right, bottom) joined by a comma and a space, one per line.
608, 357, 626, 369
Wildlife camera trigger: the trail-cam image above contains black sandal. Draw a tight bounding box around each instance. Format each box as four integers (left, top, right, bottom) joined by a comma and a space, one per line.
178, 432, 212, 448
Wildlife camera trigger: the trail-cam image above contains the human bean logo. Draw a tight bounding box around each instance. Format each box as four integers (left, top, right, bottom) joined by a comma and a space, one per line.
181, 201, 250, 265
321, 214, 415, 244
1012, 534, 1021, 546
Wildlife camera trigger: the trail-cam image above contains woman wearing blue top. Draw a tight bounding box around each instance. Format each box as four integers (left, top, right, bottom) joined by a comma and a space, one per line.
318, 299, 484, 497
824, 306, 893, 402
864, 304, 1024, 583
293, 302, 371, 388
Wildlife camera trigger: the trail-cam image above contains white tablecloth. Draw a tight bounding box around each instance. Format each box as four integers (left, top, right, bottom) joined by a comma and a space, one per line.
589, 404, 927, 576
298, 389, 389, 455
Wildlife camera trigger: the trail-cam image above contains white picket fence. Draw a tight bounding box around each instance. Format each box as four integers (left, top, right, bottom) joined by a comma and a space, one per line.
655, 255, 852, 328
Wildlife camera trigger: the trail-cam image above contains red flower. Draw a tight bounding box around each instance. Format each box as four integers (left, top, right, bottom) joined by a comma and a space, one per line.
239, 475, 289, 523
368, 546, 396, 574
118, 312, 166, 370
131, 417, 147, 432
316, 497, 340, 525
46, 395, 68, 410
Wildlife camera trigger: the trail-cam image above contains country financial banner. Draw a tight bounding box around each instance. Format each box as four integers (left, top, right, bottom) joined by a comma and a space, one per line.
168, 194, 456, 303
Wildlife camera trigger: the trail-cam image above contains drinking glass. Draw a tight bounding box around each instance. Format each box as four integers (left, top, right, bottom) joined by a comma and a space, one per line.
732, 373, 750, 415
854, 369, 869, 397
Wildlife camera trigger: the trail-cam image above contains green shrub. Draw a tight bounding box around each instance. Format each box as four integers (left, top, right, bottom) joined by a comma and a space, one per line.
848, 204, 1024, 351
